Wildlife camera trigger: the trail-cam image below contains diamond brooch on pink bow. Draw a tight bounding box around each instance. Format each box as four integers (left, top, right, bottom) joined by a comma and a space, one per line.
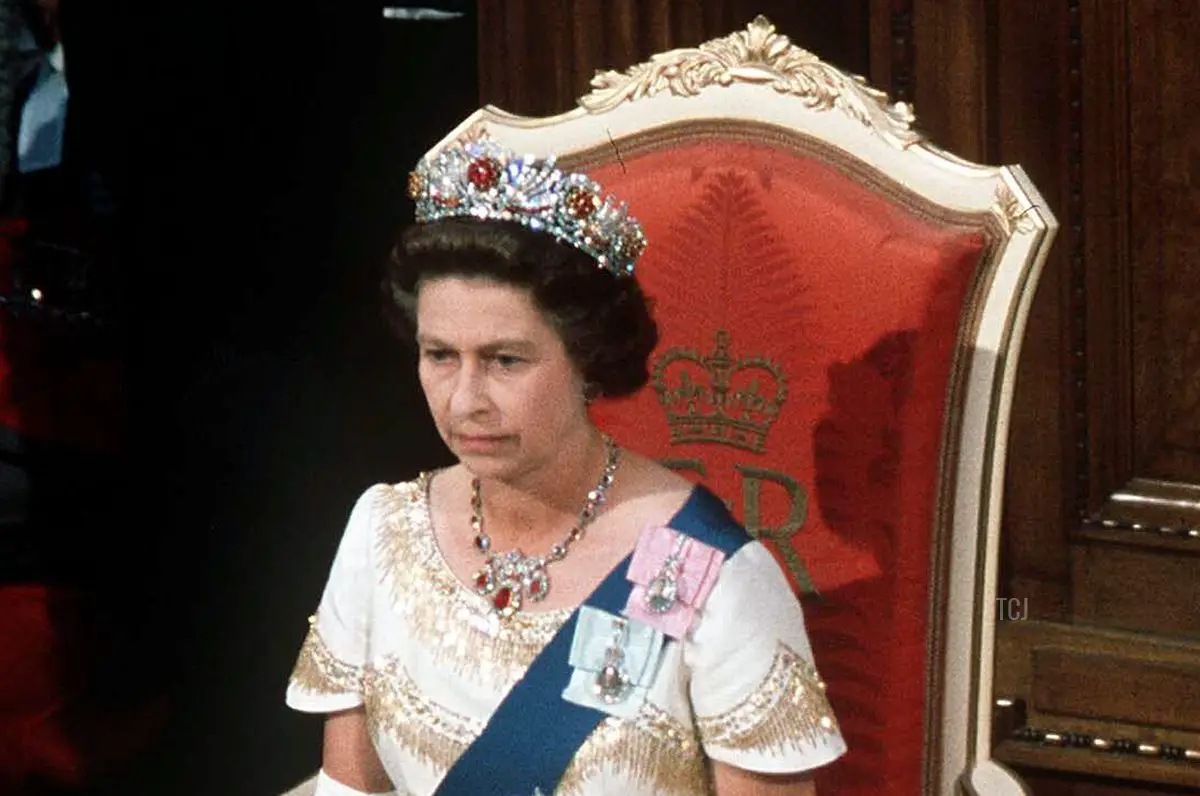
644, 534, 689, 614
624, 525, 726, 639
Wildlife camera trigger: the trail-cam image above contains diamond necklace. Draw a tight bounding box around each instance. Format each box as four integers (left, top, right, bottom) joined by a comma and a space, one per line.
471, 436, 621, 619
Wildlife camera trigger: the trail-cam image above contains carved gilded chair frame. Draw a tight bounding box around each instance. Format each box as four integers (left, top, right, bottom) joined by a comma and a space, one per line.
420, 17, 1057, 796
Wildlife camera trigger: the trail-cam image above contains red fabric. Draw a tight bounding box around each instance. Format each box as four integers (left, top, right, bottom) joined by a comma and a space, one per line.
0, 585, 84, 790
0, 217, 31, 439
0, 352, 125, 451
587, 141, 983, 793
0, 217, 123, 452
0, 585, 167, 793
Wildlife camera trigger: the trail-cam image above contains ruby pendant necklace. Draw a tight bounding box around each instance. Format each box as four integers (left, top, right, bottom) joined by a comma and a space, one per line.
471, 437, 621, 619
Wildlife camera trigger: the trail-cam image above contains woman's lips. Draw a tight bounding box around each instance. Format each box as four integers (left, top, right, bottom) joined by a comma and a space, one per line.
454, 434, 510, 452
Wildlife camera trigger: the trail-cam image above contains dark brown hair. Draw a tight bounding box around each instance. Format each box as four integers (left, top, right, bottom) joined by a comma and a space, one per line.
384, 218, 658, 399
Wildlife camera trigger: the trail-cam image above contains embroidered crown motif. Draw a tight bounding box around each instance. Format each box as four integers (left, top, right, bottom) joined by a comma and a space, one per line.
652, 329, 788, 453
407, 132, 646, 277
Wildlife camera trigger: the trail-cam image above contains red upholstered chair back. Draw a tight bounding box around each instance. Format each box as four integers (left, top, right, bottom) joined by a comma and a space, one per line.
584, 138, 984, 795
422, 17, 1057, 795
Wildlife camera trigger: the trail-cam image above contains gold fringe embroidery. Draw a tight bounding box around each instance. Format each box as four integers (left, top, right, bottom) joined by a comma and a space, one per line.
289, 619, 363, 695
696, 642, 841, 753
558, 702, 712, 796
375, 476, 569, 690
363, 657, 483, 775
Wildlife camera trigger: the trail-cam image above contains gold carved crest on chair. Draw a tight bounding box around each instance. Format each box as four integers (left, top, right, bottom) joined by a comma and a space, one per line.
580, 15, 921, 147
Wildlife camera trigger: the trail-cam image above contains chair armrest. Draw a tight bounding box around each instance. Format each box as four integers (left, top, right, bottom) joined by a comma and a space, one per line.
962, 759, 1031, 795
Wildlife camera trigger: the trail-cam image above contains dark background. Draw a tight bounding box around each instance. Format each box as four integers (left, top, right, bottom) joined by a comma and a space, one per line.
19, 1, 474, 793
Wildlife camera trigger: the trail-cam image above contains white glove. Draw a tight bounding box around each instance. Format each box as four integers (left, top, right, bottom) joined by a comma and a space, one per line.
313, 769, 397, 796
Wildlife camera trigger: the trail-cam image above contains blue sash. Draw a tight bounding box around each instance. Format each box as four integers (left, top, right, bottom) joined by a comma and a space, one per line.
432, 485, 752, 796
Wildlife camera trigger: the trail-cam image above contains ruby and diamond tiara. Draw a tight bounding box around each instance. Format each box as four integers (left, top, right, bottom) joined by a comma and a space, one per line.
407, 135, 646, 277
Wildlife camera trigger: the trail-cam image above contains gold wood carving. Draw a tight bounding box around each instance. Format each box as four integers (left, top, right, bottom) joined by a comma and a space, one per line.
580, 16, 921, 145
992, 183, 1036, 236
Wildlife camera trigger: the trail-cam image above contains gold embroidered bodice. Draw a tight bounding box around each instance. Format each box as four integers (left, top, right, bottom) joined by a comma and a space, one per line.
287, 478, 845, 796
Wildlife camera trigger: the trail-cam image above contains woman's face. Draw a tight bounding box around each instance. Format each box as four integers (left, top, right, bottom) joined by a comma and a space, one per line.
415, 276, 589, 481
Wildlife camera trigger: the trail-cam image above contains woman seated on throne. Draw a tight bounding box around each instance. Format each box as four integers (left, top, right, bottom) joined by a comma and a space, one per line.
285, 135, 846, 795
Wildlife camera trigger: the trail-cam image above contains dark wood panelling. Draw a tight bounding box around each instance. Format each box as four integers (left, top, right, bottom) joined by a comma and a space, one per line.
1128, 0, 1200, 485
1081, 0, 1133, 510
872, 0, 913, 103
1070, 543, 1200, 639
911, 0, 990, 161
1066, 0, 1200, 653
995, 621, 1200, 790
908, 0, 1200, 790
993, 0, 1075, 622
1031, 649, 1200, 731
1005, 748, 1200, 793
1080, 0, 1200, 526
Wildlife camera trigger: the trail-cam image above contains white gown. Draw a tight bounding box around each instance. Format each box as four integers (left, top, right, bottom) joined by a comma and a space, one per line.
286, 475, 846, 795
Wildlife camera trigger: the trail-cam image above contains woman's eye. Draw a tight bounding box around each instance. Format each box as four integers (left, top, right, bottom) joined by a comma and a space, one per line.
493, 355, 524, 369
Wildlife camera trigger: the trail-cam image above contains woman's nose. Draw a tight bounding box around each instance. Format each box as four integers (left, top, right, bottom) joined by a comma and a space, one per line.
448, 362, 489, 415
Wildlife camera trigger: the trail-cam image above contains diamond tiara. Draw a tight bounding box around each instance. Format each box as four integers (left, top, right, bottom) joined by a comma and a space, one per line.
406, 135, 646, 277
